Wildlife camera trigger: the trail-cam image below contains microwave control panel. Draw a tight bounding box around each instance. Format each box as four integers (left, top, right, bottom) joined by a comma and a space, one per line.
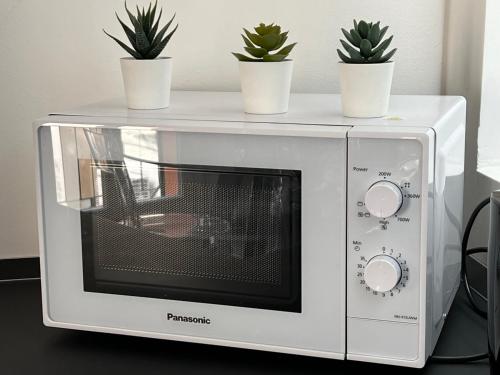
347, 133, 428, 324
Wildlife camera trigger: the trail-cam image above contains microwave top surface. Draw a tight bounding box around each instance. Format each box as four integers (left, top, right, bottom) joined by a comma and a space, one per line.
47, 91, 465, 129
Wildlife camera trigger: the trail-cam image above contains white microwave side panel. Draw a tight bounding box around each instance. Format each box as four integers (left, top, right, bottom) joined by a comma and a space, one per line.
34, 118, 349, 359
426, 98, 465, 357
34, 121, 51, 325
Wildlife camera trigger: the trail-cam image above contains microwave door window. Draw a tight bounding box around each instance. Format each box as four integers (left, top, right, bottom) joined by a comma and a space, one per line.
76, 130, 301, 312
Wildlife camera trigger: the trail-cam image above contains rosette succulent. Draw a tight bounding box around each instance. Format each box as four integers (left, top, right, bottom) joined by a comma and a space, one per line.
337, 20, 396, 63
103, 1, 178, 59
232, 23, 297, 62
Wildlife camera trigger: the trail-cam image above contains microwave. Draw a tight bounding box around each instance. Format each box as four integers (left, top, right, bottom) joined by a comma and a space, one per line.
34, 91, 465, 368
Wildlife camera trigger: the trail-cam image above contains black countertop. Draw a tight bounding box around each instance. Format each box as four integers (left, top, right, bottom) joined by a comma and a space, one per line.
0, 279, 491, 375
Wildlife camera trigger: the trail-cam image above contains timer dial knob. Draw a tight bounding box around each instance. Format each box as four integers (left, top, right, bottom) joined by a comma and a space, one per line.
364, 181, 403, 218
364, 255, 402, 292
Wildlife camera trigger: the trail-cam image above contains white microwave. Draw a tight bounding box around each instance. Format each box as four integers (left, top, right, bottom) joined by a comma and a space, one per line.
34, 91, 465, 368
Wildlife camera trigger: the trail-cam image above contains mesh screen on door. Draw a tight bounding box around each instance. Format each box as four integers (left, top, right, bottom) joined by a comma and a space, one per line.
81, 162, 301, 312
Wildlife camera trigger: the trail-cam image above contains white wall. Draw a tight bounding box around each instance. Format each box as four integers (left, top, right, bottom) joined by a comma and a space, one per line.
478, 0, 500, 182
0, 0, 447, 259
443, 0, 498, 258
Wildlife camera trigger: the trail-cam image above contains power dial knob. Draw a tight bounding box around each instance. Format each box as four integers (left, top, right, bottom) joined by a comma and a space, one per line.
364, 181, 403, 218
364, 255, 402, 292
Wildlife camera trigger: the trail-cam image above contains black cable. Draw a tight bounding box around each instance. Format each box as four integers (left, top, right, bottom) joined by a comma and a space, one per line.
430, 353, 489, 363
461, 198, 490, 319
431, 198, 490, 364
466, 247, 488, 256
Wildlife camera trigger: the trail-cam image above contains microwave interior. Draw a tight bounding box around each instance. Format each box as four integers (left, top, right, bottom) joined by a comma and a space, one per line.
70, 128, 302, 312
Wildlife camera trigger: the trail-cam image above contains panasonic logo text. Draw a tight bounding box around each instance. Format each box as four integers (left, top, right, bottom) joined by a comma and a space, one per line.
167, 313, 211, 325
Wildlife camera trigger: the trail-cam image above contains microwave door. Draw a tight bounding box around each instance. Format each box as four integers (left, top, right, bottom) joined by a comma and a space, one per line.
38, 122, 347, 358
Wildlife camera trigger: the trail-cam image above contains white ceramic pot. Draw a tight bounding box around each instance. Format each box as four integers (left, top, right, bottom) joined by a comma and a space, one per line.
238, 60, 293, 114
338, 61, 394, 118
120, 57, 172, 110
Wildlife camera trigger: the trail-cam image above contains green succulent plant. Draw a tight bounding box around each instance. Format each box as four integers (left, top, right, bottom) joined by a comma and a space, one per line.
232, 23, 297, 62
337, 20, 396, 64
103, 1, 178, 59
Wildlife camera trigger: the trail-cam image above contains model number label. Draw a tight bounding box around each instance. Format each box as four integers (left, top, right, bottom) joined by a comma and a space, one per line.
394, 314, 418, 321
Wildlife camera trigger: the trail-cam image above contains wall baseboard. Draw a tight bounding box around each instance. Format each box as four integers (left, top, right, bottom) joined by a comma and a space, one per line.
0, 257, 40, 280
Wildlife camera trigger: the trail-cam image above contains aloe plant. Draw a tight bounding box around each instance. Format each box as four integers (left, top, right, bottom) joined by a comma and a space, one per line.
103, 1, 178, 59
337, 20, 396, 63
232, 23, 296, 62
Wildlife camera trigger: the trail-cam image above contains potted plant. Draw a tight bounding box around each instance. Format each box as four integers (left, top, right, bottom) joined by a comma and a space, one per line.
233, 23, 297, 114
104, 1, 178, 110
337, 20, 397, 118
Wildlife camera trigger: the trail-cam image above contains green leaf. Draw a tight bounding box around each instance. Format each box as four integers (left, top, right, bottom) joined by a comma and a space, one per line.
372, 35, 393, 56
349, 29, 362, 47
243, 28, 264, 48
360, 39, 372, 58
378, 48, 397, 63
125, 1, 140, 29
147, 23, 178, 58
143, 2, 152, 35
149, 0, 157, 32
276, 42, 296, 57
367, 47, 384, 62
136, 5, 142, 24
378, 26, 389, 44
244, 46, 268, 58
340, 39, 363, 60
341, 28, 357, 47
115, 12, 138, 50
152, 13, 176, 47
242, 34, 255, 48
263, 53, 286, 62
232, 52, 259, 62
269, 25, 281, 34
338, 49, 351, 63
254, 23, 269, 36
254, 23, 280, 36
134, 22, 150, 55
261, 32, 280, 50
149, 8, 162, 40
273, 31, 289, 50
353, 19, 358, 30
337, 49, 362, 63
367, 22, 380, 46
337, 49, 350, 63
103, 29, 143, 59
358, 20, 369, 38
254, 23, 268, 35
